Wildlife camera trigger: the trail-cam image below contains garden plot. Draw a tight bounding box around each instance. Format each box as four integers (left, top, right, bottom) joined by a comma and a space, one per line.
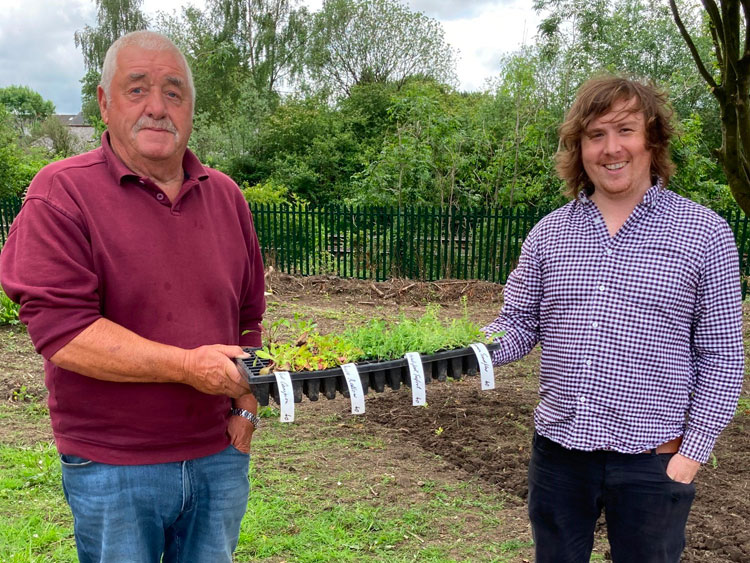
0, 273, 747, 562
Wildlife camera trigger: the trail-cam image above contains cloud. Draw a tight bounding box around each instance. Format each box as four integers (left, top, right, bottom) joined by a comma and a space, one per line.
0, 0, 94, 114
440, 3, 540, 92
409, 0, 515, 21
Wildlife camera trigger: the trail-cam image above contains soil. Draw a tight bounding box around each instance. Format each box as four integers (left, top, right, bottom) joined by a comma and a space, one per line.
1, 271, 748, 561
266, 273, 750, 562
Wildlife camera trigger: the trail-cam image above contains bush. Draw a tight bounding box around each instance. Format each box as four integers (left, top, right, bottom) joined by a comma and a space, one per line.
0, 289, 20, 326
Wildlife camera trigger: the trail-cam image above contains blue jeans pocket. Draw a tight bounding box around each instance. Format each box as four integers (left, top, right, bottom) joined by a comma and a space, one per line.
60, 454, 94, 467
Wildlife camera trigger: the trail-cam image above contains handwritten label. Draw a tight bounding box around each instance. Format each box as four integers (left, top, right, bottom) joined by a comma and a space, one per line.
273, 371, 295, 422
404, 352, 427, 406
341, 363, 366, 415
470, 343, 495, 390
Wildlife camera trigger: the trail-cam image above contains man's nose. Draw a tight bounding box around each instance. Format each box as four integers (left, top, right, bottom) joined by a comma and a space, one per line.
144, 90, 167, 119
603, 132, 620, 155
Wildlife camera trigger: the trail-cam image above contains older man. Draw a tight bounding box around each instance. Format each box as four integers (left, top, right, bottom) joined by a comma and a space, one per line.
0, 31, 265, 562
482, 76, 744, 562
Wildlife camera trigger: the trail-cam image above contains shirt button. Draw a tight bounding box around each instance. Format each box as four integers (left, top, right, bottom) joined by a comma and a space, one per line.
591, 321, 599, 329
606, 249, 613, 255
156, 193, 165, 201
586, 360, 592, 366
598, 285, 605, 292
579, 396, 586, 403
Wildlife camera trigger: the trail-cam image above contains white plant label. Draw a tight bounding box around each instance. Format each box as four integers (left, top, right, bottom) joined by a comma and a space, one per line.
273, 371, 295, 422
470, 343, 495, 390
341, 363, 366, 415
404, 352, 427, 406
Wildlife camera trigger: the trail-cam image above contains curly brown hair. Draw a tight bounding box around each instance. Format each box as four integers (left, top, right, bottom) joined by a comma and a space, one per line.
555, 75, 676, 198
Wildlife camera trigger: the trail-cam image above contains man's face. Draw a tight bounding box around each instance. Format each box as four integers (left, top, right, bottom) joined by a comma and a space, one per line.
580, 98, 653, 202
97, 45, 193, 172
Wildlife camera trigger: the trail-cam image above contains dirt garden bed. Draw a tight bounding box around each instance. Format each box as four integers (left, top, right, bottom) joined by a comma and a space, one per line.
1, 272, 748, 561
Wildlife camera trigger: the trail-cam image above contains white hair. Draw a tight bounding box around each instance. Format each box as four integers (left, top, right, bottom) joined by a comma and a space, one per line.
99, 30, 195, 110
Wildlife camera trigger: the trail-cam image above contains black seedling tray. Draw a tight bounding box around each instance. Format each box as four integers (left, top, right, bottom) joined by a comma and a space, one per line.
234, 343, 501, 407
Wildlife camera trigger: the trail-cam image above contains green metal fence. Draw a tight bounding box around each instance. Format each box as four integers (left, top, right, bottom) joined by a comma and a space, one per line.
0, 197, 21, 246
249, 203, 549, 284
249, 203, 750, 298
3, 196, 750, 297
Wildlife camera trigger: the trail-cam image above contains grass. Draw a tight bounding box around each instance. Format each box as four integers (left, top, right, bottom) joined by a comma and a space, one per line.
737, 396, 750, 416
0, 442, 76, 561
0, 405, 529, 562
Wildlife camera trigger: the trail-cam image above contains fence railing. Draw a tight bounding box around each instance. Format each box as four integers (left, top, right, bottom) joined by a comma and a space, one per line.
2, 196, 750, 298
0, 196, 21, 246
249, 203, 549, 284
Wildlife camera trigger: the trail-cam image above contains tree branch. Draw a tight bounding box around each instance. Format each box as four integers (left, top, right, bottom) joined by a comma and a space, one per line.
702, 0, 725, 41
670, 0, 719, 91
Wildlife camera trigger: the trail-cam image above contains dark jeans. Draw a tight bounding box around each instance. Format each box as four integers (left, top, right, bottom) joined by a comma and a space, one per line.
528, 432, 695, 563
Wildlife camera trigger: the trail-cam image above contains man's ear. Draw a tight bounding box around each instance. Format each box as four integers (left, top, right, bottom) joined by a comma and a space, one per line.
97, 85, 109, 125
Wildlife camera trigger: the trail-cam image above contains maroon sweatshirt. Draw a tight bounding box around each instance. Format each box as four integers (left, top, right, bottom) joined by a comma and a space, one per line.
0, 134, 265, 464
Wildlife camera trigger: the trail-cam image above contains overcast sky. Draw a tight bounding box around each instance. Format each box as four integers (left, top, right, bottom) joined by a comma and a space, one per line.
0, 0, 540, 114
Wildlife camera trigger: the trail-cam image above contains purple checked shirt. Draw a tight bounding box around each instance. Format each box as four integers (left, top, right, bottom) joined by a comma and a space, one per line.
482, 184, 744, 463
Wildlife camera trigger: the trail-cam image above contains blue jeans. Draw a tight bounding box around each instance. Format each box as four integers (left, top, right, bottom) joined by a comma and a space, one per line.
528, 432, 695, 563
60, 445, 250, 563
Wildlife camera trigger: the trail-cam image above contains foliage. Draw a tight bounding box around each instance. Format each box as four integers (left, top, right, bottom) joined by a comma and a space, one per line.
74, 0, 149, 72
34, 117, 81, 159
0, 289, 20, 326
72, 0, 742, 213
241, 180, 293, 205
206, 0, 310, 96
74, 0, 149, 127
256, 303, 493, 371
0, 106, 51, 199
345, 302, 490, 361
0, 86, 55, 130
306, 0, 457, 96
669, 0, 750, 215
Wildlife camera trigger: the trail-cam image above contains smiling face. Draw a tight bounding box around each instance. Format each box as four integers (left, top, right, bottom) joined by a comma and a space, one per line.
580, 97, 653, 204
97, 44, 193, 176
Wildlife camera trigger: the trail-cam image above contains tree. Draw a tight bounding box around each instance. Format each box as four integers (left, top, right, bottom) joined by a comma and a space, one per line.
74, 0, 149, 125
0, 106, 51, 199
209, 0, 310, 96
306, 0, 457, 96
0, 85, 55, 135
670, 0, 750, 214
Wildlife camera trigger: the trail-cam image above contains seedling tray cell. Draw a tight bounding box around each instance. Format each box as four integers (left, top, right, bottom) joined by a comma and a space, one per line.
235, 343, 501, 407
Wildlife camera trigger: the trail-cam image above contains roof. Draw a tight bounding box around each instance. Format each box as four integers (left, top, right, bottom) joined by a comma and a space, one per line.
55, 112, 88, 127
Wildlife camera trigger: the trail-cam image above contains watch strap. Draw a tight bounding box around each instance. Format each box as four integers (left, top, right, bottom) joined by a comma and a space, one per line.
230, 407, 261, 429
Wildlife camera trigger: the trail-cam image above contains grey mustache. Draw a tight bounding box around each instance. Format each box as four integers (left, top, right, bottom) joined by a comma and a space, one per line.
133, 117, 177, 134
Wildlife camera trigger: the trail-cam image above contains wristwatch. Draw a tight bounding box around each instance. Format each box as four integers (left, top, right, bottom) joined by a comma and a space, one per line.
230, 408, 262, 430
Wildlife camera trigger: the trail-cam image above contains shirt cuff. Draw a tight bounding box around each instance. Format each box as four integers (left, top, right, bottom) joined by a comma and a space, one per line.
680, 427, 717, 464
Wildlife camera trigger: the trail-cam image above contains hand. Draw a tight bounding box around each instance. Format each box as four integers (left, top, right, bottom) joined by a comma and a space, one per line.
180, 345, 250, 398
227, 412, 256, 453
666, 453, 700, 484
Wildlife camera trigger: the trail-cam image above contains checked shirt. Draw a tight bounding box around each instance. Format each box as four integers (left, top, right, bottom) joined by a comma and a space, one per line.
482, 184, 744, 463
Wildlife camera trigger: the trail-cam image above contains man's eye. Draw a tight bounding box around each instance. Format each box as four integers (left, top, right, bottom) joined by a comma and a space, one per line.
131, 87, 143, 95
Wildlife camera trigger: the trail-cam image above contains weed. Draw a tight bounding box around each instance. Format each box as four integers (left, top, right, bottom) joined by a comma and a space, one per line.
0, 290, 20, 326
11, 386, 33, 402
258, 405, 279, 418
736, 397, 750, 416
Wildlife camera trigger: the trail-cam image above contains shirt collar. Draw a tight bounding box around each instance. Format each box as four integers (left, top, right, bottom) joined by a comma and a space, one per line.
100, 131, 209, 186
577, 178, 664, 207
